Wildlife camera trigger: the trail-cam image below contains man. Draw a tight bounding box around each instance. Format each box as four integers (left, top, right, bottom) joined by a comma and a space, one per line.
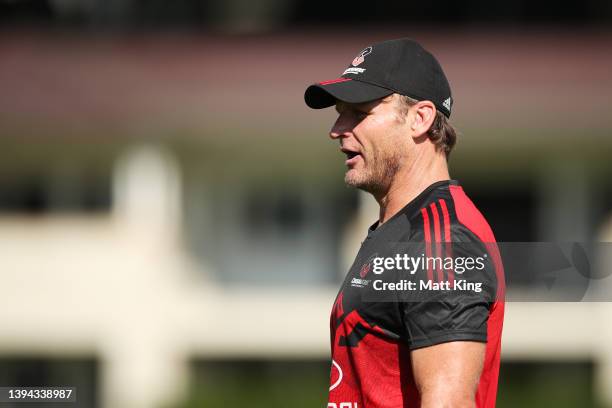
304, 39, 505, 408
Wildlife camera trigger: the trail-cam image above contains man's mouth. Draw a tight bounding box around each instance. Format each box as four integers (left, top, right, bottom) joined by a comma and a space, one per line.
341, 147, 362, 166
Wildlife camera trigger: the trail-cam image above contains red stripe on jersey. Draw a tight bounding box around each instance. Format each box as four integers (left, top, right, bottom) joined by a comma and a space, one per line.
429, 202, 444, 282
319, 78, 352, 85
438, 198, 454, 284
420, 207, 434, 282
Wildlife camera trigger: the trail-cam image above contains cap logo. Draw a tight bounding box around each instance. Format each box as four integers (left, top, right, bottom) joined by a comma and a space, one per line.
352, 46, 372, 66
443, 97, 452, 112
343, 67, 366, 75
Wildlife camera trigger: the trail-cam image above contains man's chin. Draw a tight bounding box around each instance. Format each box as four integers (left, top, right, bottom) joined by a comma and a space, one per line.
345, 171, 370, 191
345, 170, 387, 195
344, 169, 360, 185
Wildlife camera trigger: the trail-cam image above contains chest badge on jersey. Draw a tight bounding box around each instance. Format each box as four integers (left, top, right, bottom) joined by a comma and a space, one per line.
351, 253, 378, 288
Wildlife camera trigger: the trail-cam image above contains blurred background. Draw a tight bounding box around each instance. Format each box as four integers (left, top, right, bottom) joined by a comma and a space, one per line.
1, 0, 612, 407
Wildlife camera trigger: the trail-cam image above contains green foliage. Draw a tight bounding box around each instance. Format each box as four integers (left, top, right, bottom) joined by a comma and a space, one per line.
174, 360, 328, 408
497, 361, 603, 408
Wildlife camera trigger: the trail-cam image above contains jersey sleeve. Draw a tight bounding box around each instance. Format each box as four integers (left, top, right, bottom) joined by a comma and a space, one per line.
397, 223, 498, 350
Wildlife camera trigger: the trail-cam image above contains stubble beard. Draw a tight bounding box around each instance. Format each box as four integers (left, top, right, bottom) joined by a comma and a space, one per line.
345, 150, 402, 196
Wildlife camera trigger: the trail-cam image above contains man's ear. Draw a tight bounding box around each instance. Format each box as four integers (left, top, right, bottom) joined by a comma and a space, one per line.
410, 101, 436, 138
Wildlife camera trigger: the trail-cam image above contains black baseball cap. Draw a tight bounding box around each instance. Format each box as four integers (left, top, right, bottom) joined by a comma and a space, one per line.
304, 38, 453, 118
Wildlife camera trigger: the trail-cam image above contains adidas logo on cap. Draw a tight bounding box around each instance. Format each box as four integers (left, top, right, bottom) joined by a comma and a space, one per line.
442, 97, 452, 112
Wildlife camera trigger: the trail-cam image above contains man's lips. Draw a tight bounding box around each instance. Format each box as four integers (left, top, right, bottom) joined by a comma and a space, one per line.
340, 147, 363, 167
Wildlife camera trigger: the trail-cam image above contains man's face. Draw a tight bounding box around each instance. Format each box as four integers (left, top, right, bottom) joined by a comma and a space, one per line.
330, 94, 412, 195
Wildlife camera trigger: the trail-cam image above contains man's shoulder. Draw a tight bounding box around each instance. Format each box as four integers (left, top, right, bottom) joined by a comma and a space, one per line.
407, 182, 496, 244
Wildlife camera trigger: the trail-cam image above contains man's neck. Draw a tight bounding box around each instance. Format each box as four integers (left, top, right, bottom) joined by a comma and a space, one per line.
375, 152, 450, 225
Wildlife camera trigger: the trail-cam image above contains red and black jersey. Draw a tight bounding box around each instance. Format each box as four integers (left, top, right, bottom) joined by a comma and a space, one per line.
328, 180, 505, 408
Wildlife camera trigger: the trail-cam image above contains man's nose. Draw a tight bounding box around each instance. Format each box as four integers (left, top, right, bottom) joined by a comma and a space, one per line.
329, 116, 350, 140
329, 128, 342, 140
